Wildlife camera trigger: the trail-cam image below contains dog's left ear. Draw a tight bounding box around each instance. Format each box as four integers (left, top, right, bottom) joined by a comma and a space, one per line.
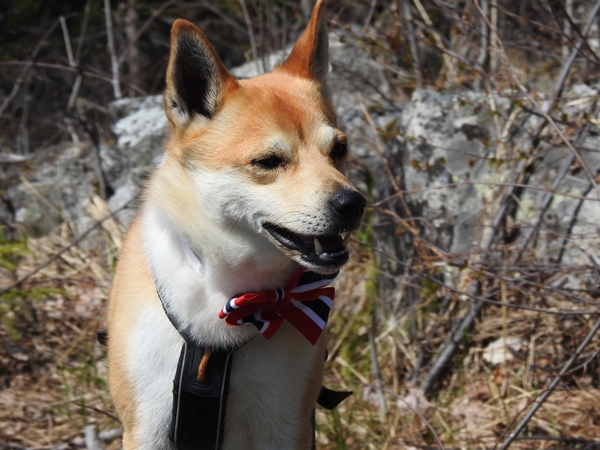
164, 19, 237, 127
278, 0, 329, 90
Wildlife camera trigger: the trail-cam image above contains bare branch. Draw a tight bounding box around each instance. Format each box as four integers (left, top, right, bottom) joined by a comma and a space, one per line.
401, 0, 422, 89
239, 0, 260, 73
103, 0, 122, 99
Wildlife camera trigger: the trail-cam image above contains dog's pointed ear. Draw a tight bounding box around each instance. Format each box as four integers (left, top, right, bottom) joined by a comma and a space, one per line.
164, 20, 237, 127
278, 0, 329, 87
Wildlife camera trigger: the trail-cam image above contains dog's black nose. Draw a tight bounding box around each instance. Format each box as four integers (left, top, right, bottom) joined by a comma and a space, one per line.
330, 189, 366, 230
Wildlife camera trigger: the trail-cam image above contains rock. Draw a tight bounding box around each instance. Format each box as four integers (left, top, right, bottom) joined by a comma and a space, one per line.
482, 337, 524, 366
346, 86, 600, 262
4, 143, 98, 236
107, 95, 168, 190
344, 89, 509, 266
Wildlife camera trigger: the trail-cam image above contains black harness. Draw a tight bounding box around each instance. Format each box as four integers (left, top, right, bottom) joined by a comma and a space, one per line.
97, 282, 351, 450
170, 341, 235, 449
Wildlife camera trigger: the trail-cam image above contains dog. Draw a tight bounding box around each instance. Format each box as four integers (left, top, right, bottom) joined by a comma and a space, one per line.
107, 1, 365, 448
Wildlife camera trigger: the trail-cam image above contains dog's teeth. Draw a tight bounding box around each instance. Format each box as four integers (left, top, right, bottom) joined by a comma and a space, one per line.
314, 238, 323, 253
342, 232, 351, 247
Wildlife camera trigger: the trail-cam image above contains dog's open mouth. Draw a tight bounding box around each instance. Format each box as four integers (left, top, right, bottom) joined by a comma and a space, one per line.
263, 223, 351, 269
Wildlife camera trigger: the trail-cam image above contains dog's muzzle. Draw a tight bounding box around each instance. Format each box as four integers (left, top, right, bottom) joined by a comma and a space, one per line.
263, 189, 366, 272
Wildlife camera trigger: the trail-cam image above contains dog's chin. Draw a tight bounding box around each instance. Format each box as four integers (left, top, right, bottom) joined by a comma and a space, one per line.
262, 223, 351, 274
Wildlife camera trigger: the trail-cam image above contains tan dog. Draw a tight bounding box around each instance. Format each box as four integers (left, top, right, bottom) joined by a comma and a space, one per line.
107, 1, 365, 448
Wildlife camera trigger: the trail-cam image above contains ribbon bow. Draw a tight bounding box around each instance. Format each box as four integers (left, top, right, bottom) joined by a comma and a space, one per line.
218, 269, 337, 345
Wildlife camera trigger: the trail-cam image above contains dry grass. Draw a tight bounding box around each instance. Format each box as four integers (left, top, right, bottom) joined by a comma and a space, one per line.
1, 207, 122, 449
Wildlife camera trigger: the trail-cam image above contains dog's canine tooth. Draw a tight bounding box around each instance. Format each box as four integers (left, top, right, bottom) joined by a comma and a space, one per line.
342, 232, 351, 247
314, 237, 323, 253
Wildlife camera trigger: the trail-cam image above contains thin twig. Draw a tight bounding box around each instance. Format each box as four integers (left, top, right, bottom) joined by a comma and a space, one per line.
198, 0, 247, 35
103, 0, 122, 99
239, 0, 260, 73
19, 175, 61, 216
0, 61, 146, 96
365, 243, 600, 317
557, 182, 595, 263
411, 294, 452, 384
514, 99, 600, 262
420, 279, 483, 393
412, 0, 457, 81
17, 79, 31, 154
369, 312, 387, 419
68, 0, 93, 110
474, 0, 489, 91
373, 180, 600, 206
75, 0, 92, 63
364, 0, 377, 29
490, 0, 498, 73
401, 0, 422, 88
529, 0, 600, 144
551, 0, 600, 66
59, 16, 76, 67
360, 103, 419, 235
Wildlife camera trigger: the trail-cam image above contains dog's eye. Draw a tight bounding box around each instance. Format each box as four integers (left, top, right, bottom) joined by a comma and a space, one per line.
252, 155, 285, 170
331, 140, 348, 160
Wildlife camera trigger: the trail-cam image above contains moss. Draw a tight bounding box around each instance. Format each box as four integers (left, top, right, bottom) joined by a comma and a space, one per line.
0, 239, 29, 271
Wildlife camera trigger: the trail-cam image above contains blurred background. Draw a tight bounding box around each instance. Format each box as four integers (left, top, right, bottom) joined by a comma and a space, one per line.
2, 0, 600, 448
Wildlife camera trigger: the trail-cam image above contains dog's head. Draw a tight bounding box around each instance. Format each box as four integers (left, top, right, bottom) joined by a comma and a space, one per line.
157, 0, 365, 274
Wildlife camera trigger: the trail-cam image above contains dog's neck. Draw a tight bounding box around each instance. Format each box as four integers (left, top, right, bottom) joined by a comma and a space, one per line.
140, 198, 304, 348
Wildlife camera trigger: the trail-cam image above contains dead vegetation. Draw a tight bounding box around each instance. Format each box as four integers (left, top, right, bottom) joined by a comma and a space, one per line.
0, 213, 121, 449
2, 0, 600, 449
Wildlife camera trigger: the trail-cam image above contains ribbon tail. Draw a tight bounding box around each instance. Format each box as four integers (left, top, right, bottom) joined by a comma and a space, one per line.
283, 298, 331, 345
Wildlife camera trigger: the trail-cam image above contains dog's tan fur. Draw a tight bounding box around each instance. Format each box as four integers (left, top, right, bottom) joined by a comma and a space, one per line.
107, 1, 363, 448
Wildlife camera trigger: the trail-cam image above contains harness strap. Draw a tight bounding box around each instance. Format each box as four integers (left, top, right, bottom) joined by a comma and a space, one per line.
170, 341, 234, 450
317, 386, 353, 410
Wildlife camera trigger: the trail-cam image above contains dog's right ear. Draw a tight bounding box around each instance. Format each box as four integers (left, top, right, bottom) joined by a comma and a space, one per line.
164, 20, 237, 127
